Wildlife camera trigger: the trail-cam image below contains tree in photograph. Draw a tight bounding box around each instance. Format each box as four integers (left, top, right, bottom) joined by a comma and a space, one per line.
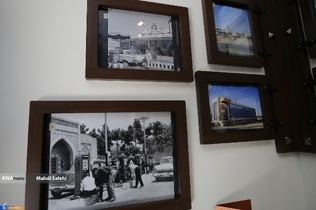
108, 128, 123, 142
120, 119, 143, 147
108, 128, 123, 157
133, 119, 144, 144
96, 124, 112, 156
126, 145, 140, 157
86, 124, 112, 157
120, 128, 137, 156
80, 124, 89, 134
88, 128, 104, 156
121, 126, 134, 147
145, 121, 172, 154
108, 119, 143, 157
88, 128, 98, 138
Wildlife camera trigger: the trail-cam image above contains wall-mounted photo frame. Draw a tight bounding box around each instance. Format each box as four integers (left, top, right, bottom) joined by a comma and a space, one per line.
201, 0, 264, 67
195, 71, 274, 144
86, 0, 193, 82
299, 0, 316, 58
25, 101, 191, 210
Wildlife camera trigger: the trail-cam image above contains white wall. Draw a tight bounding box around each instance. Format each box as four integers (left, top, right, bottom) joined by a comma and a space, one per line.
0, 0, 315, 209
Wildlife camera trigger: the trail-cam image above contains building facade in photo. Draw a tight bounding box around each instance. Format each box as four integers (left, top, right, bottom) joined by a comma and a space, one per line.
49, 116, 97, 174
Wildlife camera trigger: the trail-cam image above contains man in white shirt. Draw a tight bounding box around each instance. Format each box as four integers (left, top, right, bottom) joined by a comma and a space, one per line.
80, 173, 97, 197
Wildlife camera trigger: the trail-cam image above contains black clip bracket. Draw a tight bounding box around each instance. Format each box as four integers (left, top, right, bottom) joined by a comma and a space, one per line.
302, 80, 316, 88
297, 39, 315, 50
264, 85, 277, 92
310, 119, 316, 125
252, 7, 265, 14
269, 121, 283, 128
259, 50, 272, 57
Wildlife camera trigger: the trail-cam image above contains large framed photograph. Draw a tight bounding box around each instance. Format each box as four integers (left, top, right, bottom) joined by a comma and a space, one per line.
86, 0, 193, 82
195, 71, 274, 144
201, 0, 264, 67
25, 101, 191, 210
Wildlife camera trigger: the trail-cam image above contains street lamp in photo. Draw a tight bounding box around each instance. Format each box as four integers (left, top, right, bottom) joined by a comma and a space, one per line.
137, 20, 144, 26
137, 20, 146, 37
138, 116, 149, 173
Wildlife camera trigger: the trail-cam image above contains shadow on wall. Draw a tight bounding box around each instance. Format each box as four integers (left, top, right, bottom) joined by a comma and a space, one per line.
296, 153, 316, 210
216, 153, 305, 210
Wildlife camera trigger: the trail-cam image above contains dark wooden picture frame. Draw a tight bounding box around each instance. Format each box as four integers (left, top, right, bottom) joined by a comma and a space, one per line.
201, 0, 264, 67
86, 0, 193, 82
299, 0, 316, 58
25, 101, 191, 210
195, 71, 274, 144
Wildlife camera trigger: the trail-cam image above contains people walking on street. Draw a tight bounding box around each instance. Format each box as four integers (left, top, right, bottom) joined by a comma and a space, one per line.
133, 165, 145, 188
132, 155, 144, 188
141, 157, 146, 174
149, 157, 155, 173
143, 50, 152, 69
117, 154, 127, 183
95, 166, 117, 202
128, 159, 137, 185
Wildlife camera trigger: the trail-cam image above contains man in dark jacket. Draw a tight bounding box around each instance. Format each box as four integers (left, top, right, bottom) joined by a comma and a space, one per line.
133, 155, 144, 188
94, 166, 116, 202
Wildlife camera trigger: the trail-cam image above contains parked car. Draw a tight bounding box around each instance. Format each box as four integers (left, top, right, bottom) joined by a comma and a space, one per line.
153, 156, 174, 181
118, 50, 145, 66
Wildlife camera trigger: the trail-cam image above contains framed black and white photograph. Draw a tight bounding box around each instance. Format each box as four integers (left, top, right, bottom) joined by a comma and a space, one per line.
101, 9, 176, 71
195, 71, 274, 144
25, 101, 191, 210
86, 0, 193, 82
201, 0, 264, 67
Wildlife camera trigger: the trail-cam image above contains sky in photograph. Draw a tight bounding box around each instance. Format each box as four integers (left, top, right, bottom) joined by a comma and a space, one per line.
213, 4, 251, 34
52, 112, 171, 132
107, 9, 172, 38
208, 84, 262, 115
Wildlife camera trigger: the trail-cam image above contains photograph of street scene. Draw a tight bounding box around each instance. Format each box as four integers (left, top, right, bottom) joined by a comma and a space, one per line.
98, 8, 179, 71
48, 112, 175, 210
213, 3, 254, 57
208, 84, 264, 133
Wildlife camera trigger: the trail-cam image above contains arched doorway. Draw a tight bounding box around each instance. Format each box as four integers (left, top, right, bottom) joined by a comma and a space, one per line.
51, 139, 73, 173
